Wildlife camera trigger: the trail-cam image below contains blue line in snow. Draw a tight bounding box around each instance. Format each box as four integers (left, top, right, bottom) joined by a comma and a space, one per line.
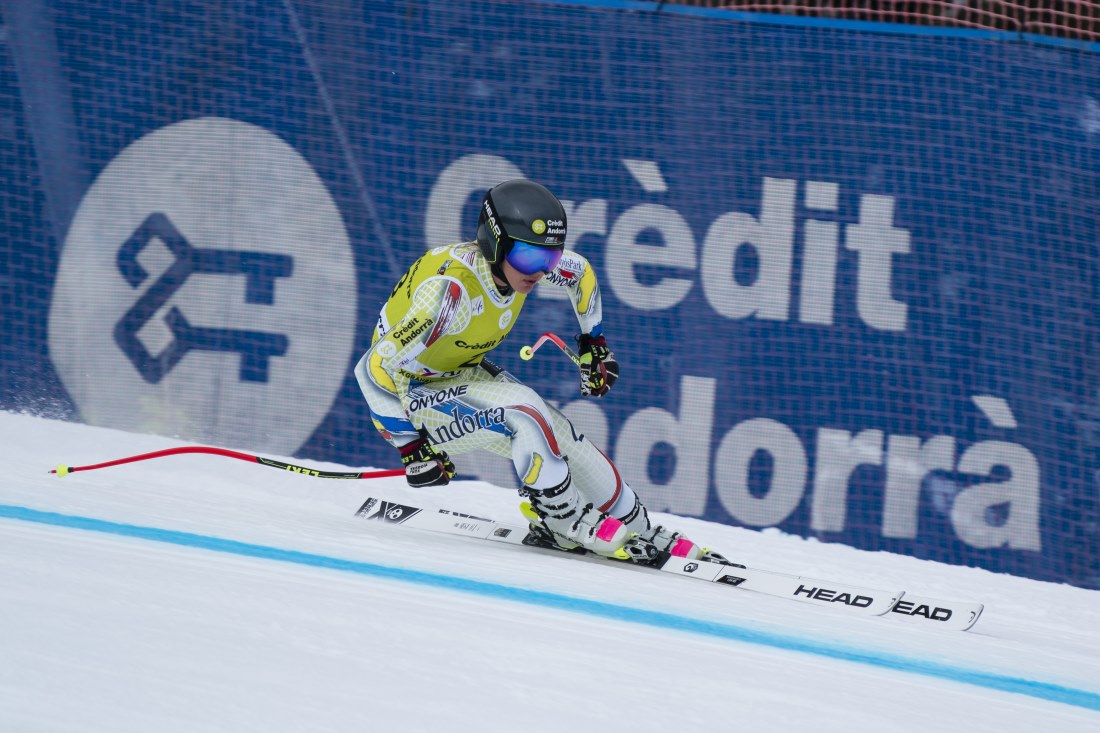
3, 503, 1098, 712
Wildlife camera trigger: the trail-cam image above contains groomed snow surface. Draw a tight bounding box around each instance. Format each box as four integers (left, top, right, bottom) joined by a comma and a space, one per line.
2, 410, 1098, 732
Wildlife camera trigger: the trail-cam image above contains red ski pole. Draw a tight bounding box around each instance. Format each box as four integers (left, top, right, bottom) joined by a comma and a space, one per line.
50, 445, 404, 480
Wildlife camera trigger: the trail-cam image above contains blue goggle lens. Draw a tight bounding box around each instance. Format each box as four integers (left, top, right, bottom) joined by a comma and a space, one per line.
506, 239, 563, 275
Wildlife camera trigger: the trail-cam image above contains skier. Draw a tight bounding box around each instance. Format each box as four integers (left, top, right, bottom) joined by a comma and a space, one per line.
354, 179, 717, 564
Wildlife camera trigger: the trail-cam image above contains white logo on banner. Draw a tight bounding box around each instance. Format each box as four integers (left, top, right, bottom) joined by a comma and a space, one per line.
48, 117, 357, 454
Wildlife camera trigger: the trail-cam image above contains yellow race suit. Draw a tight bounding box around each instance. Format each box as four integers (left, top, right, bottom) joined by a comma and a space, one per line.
353, 241, 639, 519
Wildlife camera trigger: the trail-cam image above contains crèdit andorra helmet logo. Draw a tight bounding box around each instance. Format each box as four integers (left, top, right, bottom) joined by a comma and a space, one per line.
48, 117, 357, 453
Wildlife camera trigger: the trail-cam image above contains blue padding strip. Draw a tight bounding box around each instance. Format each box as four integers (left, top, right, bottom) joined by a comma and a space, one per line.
529, 0, 1100, 53
2, 503, 1098, 712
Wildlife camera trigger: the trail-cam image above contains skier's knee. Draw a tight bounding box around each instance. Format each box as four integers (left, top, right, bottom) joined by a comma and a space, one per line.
515, 448, 568, 491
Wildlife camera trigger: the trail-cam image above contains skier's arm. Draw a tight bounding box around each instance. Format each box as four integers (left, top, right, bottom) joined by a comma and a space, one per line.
545, 250, 619, 396
365, 276, 467, 486
369, 276, 467, 417
548, 250, 605, 337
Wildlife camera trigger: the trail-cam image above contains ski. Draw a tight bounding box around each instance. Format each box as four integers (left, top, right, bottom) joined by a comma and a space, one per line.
353, 496, 984, 631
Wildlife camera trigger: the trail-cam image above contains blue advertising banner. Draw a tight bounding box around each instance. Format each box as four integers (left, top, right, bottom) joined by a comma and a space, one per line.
1, 0, 1097, 586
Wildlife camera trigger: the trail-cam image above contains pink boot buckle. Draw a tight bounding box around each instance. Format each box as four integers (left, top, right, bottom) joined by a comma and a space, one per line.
670, 537, 697, 557
596, 517, 624, 542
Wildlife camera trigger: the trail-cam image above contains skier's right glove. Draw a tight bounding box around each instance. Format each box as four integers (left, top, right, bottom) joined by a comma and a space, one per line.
399, 432, 456, 488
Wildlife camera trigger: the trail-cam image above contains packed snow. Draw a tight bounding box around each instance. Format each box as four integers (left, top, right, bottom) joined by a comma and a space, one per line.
2, 410, 1098, 732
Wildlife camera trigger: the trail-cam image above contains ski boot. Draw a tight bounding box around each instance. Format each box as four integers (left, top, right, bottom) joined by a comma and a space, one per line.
520, 479, 631, 558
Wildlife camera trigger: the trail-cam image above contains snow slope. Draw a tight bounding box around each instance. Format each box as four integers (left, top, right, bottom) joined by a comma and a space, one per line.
2, 411, 1098, 732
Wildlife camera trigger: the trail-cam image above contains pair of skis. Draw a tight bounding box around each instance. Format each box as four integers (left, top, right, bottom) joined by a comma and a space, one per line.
354, 496, 985, 632
49, 443, 985, 631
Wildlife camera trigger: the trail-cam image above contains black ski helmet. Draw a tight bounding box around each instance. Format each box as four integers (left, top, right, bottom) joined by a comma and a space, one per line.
476, 179, 568, 265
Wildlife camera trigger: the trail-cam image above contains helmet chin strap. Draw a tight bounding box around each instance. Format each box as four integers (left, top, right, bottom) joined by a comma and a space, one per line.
490, 259, 513, 295
477, 219, 514, 293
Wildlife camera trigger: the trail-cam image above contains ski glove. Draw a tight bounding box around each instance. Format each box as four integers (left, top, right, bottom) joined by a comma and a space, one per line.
577, 333, 619, 397
399, 431, 457, 488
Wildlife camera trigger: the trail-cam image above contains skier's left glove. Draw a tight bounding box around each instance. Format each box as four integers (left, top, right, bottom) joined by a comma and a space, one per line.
399, 431, 457, 488
577, 333, 619, 397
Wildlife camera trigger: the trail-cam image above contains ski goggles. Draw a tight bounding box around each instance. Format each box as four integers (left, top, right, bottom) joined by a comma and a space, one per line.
505, 239, 563, 275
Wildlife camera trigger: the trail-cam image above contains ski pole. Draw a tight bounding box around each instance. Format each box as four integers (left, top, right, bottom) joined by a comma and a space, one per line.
519, 332, 580, 366
50, 445, 405, 480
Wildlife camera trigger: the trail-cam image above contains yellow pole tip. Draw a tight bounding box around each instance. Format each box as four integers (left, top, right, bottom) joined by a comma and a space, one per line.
519, 346, 533, 360
55, 464, 70, 477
